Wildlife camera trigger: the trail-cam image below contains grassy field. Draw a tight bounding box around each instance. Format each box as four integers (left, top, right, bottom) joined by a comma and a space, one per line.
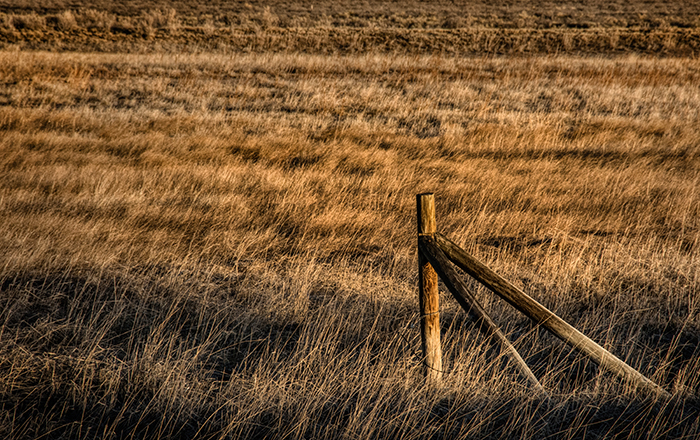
2, 1, 700, 55
1, 2, 700, 439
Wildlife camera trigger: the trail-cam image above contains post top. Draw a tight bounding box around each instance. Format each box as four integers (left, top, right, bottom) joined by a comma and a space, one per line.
417, 193, 436, 234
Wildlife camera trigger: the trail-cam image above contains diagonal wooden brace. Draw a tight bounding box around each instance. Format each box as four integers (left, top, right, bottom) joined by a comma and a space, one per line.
434, 232, 669, 398
419, 235, 547, 395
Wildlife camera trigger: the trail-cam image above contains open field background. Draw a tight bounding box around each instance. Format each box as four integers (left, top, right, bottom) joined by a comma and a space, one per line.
1, 50, 699, 439
1, 1, 700, 439
2, 0, 700, 54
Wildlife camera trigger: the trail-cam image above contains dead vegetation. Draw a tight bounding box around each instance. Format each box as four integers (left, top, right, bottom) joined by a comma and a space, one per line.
1, 48, 698, 439
1, 1, 700, 437
2, 1, 700, 54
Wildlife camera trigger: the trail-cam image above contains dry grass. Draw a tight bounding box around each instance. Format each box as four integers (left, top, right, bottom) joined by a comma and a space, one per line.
3, 0, 700, 28
0, 47, 699, 438
2, 1, 700, 54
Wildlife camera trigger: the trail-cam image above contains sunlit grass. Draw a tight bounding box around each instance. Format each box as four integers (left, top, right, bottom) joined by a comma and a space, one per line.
0, 50, 698, 439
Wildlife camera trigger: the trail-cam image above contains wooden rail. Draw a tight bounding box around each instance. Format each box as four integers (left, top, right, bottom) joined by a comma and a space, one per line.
434, 232, 669, 397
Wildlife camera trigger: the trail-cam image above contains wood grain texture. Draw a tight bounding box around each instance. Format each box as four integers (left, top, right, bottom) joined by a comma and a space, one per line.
417, 193, 442, 381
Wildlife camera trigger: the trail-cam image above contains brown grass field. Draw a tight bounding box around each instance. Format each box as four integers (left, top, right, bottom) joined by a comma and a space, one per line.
1, 1, 700, 439
3, 0, 700, 55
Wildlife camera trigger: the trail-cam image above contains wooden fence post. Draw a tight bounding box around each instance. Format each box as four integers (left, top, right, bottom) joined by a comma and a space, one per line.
417, 193, 442, 381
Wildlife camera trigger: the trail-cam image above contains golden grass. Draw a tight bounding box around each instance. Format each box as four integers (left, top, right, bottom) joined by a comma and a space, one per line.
2, 2, 700, 55
0, 49, 699, 438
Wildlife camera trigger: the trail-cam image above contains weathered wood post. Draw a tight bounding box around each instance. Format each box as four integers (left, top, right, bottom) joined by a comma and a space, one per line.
417, 193, 442, 381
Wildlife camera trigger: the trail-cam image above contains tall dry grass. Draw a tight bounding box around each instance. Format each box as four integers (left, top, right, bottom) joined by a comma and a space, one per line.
0, 50, 699, 438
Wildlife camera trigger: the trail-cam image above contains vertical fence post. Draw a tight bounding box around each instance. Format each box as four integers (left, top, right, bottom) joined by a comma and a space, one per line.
417, 193, 442, 382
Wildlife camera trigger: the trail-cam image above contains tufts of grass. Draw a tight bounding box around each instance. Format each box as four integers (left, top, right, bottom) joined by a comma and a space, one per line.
3, 1, 700, 55
0, 50, 698, 438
